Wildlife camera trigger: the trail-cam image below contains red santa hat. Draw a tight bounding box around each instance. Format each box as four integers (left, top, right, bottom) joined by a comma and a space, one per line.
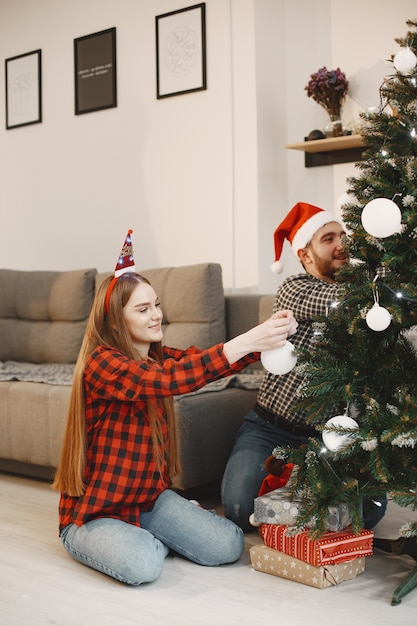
105, 229, 136, 314
271, 202, 340, 274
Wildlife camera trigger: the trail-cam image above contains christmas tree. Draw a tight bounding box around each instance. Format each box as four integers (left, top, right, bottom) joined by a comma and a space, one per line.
278, 19, 417, 604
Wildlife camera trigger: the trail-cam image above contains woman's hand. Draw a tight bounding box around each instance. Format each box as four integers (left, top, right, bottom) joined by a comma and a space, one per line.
223, 310, 297, 364
274, 309, 298, 336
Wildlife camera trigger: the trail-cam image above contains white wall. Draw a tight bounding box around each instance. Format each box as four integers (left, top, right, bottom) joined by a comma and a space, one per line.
0, 0, 259, 288
255, 0, 335, 293
0, 0, 415, 292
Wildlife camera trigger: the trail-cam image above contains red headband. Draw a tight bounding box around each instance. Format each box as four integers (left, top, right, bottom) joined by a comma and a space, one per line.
104, 276, 118, 315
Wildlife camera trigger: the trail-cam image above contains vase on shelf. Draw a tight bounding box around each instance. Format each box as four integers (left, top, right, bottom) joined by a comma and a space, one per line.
324, 112, 344, 137
305, 67, 348, 139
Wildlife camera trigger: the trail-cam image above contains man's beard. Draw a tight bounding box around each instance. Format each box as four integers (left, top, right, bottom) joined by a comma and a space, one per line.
309, 248, 346, 280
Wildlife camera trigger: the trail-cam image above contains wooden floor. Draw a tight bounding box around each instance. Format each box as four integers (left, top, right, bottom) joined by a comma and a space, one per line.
1, 473, 417, 625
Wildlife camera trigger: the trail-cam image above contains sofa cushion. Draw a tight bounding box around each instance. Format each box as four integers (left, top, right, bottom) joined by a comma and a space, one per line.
0, 269, 96, 363
0, 381, 72, 467
96, 263, 226, 350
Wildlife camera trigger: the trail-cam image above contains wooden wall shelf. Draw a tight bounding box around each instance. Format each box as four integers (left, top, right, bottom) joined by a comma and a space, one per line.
285, 134, 365, 167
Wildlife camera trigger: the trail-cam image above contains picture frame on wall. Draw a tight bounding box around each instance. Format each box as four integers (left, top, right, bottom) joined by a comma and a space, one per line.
74, 27, 117, 115
5, 49, 42, 129
156, 3, 206, 99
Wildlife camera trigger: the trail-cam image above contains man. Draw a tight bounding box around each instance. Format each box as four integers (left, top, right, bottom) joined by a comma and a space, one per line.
221, 201, 387, 532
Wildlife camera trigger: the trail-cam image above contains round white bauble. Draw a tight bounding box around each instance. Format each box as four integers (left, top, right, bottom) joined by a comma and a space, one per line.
337, 192, 350, 211
366, 303, 391, 331
322, 415, 359, 451
361, 198, 402, 238
337, 192, 357, 210
394, 47, 417, 74
336, 192, 357, 234
260, 340, 297, 376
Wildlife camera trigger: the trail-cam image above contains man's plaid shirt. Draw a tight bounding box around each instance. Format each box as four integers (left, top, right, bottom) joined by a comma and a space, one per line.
59, 344, 257, 531
257, 273, 341, 428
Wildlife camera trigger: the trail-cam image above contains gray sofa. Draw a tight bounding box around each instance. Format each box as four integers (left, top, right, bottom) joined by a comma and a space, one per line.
0, 263, 272, 492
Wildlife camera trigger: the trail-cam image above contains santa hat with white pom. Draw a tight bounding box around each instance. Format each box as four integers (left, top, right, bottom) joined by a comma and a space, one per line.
271, 202, 340, 274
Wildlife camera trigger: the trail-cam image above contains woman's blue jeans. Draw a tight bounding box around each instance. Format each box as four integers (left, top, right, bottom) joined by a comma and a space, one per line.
60, 489, 244, 585
221, 409, 387, 532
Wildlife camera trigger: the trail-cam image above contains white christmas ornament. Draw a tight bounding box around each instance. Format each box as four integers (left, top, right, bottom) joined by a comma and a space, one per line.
336, 192, 357, 234
361, 198, 402, 238
394, 47, 417, 74
366, 303, 392, 331
322, 415, 359, 451
261, 340, 297, 376
337, 192, 357, 211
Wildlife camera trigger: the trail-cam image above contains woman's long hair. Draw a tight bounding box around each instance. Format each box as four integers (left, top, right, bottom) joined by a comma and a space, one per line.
52, 273, 180, 496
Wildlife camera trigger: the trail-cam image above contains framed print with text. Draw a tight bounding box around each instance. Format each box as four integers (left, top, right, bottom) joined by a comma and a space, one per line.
156, 3, 206, 99
74, 27, 117, 115
5, 49, 42, 129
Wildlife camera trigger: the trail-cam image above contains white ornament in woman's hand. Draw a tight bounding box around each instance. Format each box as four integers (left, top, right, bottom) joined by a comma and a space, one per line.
261, 340, 297, 376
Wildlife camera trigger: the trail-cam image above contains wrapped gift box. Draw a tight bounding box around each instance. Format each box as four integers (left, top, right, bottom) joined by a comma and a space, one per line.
260, 523, 373, 566
250, 544, 366, 589
253, 487, 351, 531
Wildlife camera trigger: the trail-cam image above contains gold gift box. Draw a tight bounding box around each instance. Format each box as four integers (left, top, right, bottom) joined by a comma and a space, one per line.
250, 544, 366, 589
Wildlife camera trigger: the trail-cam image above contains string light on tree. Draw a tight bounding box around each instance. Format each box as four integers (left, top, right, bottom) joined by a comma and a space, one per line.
260, 341, 297, 376
361, 198, 402, 238
322, 415, 360, 452
394, 47, 417, 73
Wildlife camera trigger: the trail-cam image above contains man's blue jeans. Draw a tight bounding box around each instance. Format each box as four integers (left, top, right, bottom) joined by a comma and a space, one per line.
60, 489, 244, 585
221, 409, 387, 532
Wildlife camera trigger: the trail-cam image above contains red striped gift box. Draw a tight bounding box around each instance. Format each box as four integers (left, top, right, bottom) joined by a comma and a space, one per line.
260, 524, 373, 567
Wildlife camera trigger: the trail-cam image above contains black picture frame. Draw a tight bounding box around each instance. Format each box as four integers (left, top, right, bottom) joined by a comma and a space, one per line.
5, 49, 42, 129
74, 27, 117, 115
156, 3, 206, 99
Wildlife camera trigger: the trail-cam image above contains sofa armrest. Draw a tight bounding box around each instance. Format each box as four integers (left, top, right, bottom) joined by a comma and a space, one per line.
171, 387, 258, 491
225, 294, 264, 341
259, 295, 275, 323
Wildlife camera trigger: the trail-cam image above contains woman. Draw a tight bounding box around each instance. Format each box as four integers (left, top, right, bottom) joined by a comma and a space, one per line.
53, 238, 297, 585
